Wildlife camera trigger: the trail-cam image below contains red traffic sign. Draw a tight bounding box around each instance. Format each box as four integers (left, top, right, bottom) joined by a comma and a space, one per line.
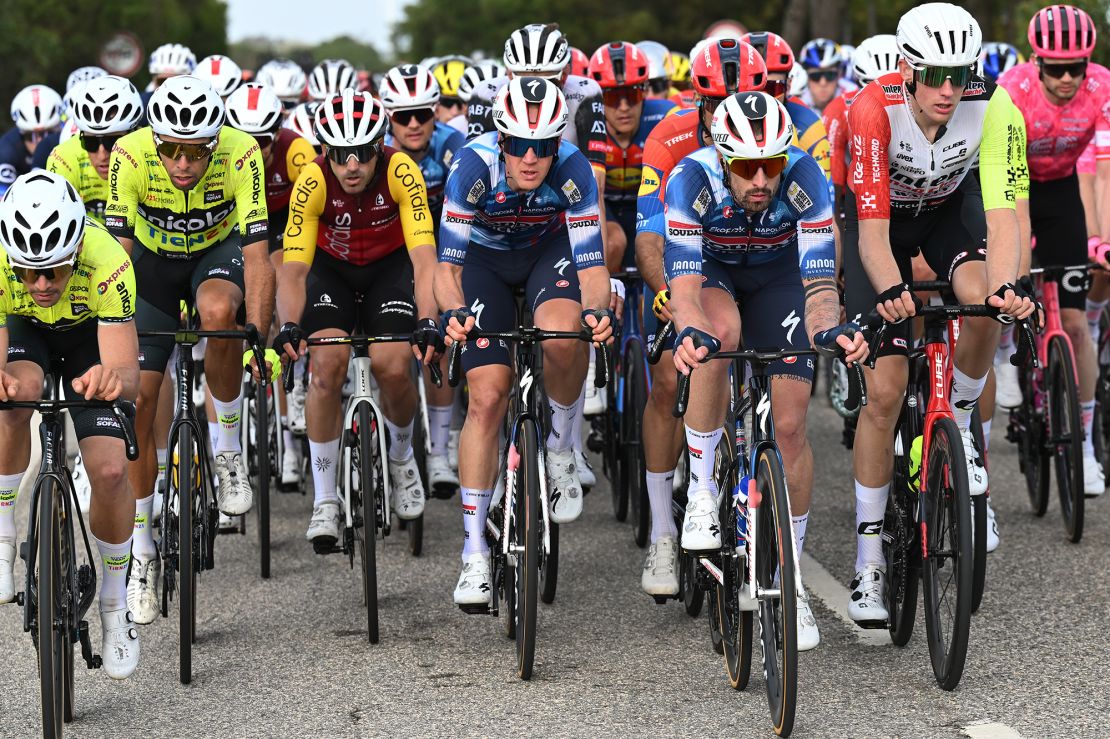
100, 32, 144, 78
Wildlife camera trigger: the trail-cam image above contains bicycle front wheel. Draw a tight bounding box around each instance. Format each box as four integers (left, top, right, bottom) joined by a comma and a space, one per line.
36, 478, 65, 738
354, 402, 380, 644
174, 425, 198, 684
754, 447, 797, 737
969, 410, 987, 614
920, 417, 973, 691
253, 380, 272, 579
623, 343, 649, 548
1017, 353, 1050, 515
1046, 336, 1084, 542
513, 421, 541, 679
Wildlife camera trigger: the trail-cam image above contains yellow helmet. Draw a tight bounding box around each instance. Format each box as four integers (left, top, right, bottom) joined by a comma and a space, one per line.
432, 56, 471, 98
669, 51, 691, 84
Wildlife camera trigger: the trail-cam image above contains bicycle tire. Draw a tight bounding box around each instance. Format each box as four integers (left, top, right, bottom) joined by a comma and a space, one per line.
624, 344, 650, 548
969, 410, 987, 614
709, 428, 737, 657
514, 421, 540, 680
610, 395, 629, 521
1017, 352, 1050, 515
754, 447, 797, 736
1046, 336, 1084, 542
355, 402, 380, 644
407, 513, 424, 557
681, 550, 704, 618
886, 412, 920, 646
61, 478, 77, 725
715, 444, 753, 690
36, 478, 64, 738
254, 381, 272, 579
539, 521, 559, 604
174, 424, 197, 684
920, 417, 973, 691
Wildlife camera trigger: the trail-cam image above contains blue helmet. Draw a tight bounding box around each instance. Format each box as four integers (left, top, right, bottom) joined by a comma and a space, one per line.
978, 42, 1023, 82
800, 38, 843, 70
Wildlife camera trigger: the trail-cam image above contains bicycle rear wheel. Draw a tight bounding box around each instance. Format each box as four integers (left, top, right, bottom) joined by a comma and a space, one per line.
715, 444, 753, 690
623, 343, 649, 548
354, 403, 380, 644
1016, 354, 1050, 515
754, 447, 797, 736
920, 417, 973, 691
514, 421, 541, 679
36, 479, 65, 738
253, 380, 272, 579
1046, 336, 1084, 542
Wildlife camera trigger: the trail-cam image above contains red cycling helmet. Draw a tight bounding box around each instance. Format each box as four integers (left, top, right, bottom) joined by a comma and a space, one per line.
588, 41, 651, 88
692, 39, 767, 97
1029, 5, 1097, 59
741, 32, 795, 73
569, 46, 590, 77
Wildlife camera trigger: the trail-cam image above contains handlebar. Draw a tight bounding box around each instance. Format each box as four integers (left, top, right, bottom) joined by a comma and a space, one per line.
446, 327, 610, 389
647, 320, 674, 365
0, 398, 139, 461
140, 323, 271, 384
864, 305, 1037, 370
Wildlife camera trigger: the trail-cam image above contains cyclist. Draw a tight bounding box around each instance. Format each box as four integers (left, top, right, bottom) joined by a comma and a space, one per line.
666, 91, 867, 650
997, 4, 1109, 496
0, 84, 63, 196
379, 64, 467, 494
570, 47, 591, 78
437, 77, 612, 606
307, 58, 358, 102
432, 56, 471, 131
843, 3, 1033, 623
147, 42, 196, 91
255, 58, 308, 114
636, 40, 673, 100
107, 75, 274, 623
276, 89, 437, 550
284, 102, 321, 154
194, 54, 244, 100
634, 39, 766, 597
458, 61, 506, 118
979, 42, 1024, 83
668, 50, 693, 107
0, 171, 141, 678
799, 38, 857, 113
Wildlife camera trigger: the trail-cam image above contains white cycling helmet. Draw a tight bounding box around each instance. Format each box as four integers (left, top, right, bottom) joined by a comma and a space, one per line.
147, 75, 225, 140
852, 35, 901, 84
314, 89, 387, 147
493, 76, 568, 140
711, 91, 794, 160
787, 62, 808, 97
0, 171, 87, 269
503, 23, 571, 75
636, 41, 672, 81
225, 83, 284, 134
283, 102, 319, 146
897, 2, 982, 68
66, 66, 107, 93
256, 59, 307, 102
68, 75, 144, 135
378, 64, 440, 111
307, 59, 357, 101
459, 61, 505, 102
10, 85, 63, 132
149, 43, 196, 76
194, 55, 243, 98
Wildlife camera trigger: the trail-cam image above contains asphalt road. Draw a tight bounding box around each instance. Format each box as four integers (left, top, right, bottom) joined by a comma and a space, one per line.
1, 396, 1108, 738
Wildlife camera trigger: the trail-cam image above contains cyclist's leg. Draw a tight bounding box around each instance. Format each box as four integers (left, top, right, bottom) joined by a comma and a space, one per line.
641, 304, 684, 542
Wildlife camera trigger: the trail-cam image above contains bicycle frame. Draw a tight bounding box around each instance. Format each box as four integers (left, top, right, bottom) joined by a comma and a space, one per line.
1034, 273, 1080, 388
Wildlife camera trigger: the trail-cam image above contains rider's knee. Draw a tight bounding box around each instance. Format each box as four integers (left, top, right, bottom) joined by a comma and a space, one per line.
198, 293, 238, 329
85, 452, 128, 493
308, 353, 347, 395
372, 356, 412, 391
465, 379, 507, 425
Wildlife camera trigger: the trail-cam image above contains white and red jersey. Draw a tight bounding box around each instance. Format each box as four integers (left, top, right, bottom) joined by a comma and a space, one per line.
822, 89, 863, 189
998, 61, 1110, 182
847, 72, 1028, 220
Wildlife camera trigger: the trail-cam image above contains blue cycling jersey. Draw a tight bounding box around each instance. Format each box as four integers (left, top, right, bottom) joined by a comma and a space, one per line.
664, 145, 836, 281
438, 131, 604, 270
385, 121, 465, 225
0, 127, 35, 196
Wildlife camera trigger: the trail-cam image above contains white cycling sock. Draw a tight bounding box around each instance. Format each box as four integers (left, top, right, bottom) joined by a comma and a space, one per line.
154, 447, 167, 494
546, 398, 577, 452
384, 416, 414, 462
461, 487, 492, 557
854, 480, 889, 573
212, 393, 244, 454
427, 404, 452, 456
309, 438, 340, 505
207, 421, 220, 456
132, 495, 156, 560
1086, 298, 1107, 346
94, 534, 132, 613
282, 429, 295, 457
571, 385, 586, 453
949, 366, 985, 432
1082, 399, 1096, 457
647, 470, 677, 543
792, 512, 809, 560
0, 473, 23, 543
684, 426, 722, 495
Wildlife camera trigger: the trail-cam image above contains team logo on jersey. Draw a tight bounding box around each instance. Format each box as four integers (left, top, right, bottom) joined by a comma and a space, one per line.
466, 179, 486, 204
375, 194, 385, 206
556, 279, 570, 288
561, 179, 582, 204
638, 169, 660, 196
722, 206, 733, 219
692, 188, 710, 217
476, 338, 490, 349
332, 199, 344, 209
787, 181, 812, 212
495, 191, 507, 203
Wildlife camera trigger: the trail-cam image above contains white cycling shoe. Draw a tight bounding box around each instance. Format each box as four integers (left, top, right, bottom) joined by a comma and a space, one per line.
126, 554, 161, 625
1083, 450, 1105, 497
453, 551, 492, 605
306, 501, 341, 553
546, 447, 583, 524
100, 608, 140, 679
985, 499, 1000, 553
797, 585, 820, 651
0, 541, 15, 604
427, 453, 459, 497
577, 450, 596, 488
641, 536, 679, 596
960, 430, 988, 497
584, 363, 606, 415
848, 565, 889, 624
288, 383, 307, 435
214, 451, 253, 516
389, 456, 426, 520
680, 488, 721, 550
993, 359, 1023, 408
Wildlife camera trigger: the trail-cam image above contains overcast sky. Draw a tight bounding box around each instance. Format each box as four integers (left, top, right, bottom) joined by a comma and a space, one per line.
224, 0, 412, 52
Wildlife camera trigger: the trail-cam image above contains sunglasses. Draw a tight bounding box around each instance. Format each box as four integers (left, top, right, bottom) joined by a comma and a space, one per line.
764, 79, 789, 99
153, 134, 217, 162
80, 133, 124, 153
326, 142, 379, 165
391, 108, 436, 126
724, 154, 789, 179
502, 135, 560, 158
912, 64, 973, 89
1039, 60, 1088, 79
20, 130, 49, 145
13, 262, 74, 283
808, 70, 838, 83
439, 97, 464, 110
602, 85, 646, 108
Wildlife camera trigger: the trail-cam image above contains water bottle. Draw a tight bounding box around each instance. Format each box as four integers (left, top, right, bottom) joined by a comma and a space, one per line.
732, 475, 750, 548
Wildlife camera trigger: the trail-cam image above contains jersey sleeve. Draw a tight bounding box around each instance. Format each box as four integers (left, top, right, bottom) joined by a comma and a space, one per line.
437, 148, 488, 265
230, 140, 269, 246
1093, 69, 1110, 162
662, 160, 709, 279
386, 152, 436, 251
574, 79, 608, 169
105, 142, 141, 239
785, 155, 837, 280
978, 86, 1028, 211
846, 87, 892, 220
282, 161, 325, 265
823, 98, 849, 188
45, 140, 79, 188
285, 136, 316, 183
89, 231, 136, 323
558, 151, 604, 270
0, 271, 10, 328
443, 127, 466, 163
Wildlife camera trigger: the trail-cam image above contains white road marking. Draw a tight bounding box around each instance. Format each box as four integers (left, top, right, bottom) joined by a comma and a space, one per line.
963, 721, 1026, 738
799, 552, 890, 646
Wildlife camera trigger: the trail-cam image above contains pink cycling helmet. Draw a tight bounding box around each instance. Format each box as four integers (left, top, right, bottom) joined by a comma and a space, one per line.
1028, 5, 1096, 59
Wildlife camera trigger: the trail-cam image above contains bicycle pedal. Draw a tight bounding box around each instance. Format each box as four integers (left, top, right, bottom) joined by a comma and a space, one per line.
855, 619, 889, 630
651, 595, 672, 605
18, 541, 27, 562
431, 483, 459, 500
311, 538, 339, 555
457, 603, 491, 615
16, 591, 24, 606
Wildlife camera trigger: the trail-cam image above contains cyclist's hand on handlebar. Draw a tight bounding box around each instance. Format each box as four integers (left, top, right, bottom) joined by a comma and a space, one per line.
273, 322, 304, 361
0, 369, 20, 402
652, 288, 673, 322
72, 364, 123, 401
814, 323, 869, 365
582, 309, 615, 345
440, 308, 474, 345
673, 326, 721, 375
411, 318, 444, 364
986, 282, 1034, 322
875, 283, 920, 324
1016, 275, 1044, 331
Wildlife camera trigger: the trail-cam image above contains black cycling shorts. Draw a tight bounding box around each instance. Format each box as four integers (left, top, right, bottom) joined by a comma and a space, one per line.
605, 200, 638, 270
1029, 172, 1089, 310
843, 176, 987, 358
134, 232, 246, 372
268, 206, 289, 255
460, 229, 582, 372
5, 317, 128, 441
301, 247, 416, 336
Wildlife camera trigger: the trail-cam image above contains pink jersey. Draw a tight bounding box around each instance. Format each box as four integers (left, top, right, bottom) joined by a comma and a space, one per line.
998, 61, 1110, 181
1077, 138, 1096, 175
